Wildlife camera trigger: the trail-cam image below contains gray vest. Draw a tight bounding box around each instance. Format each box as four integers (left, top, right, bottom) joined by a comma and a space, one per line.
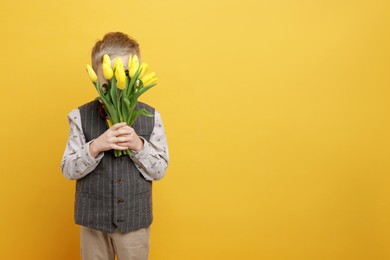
75, 100, 155, 233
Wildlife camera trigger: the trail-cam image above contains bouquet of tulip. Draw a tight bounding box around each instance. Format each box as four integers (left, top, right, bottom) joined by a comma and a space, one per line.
86, 54, 157, 157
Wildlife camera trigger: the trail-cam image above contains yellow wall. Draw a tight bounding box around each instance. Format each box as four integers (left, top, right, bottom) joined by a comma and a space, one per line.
0, 0, 389, 259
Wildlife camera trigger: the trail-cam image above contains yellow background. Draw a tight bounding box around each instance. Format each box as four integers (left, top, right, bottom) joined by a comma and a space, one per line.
0, 0, 389, 259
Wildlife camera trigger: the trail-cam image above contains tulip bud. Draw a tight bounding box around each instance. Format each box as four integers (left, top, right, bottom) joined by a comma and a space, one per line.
114, 58, 124, 75
102, 63, 114, 80
141, 72, 156, 86
103, 54, 112, 68
129, 55, 140, 78
117, 78, 126, 90
138, 63, 149, 79
86, 65, 98, 83
115, 58, 126, 90
143, 77, 158, 86
114, 58, 120, 71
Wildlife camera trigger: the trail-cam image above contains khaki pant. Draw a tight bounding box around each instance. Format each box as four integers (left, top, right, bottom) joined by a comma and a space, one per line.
80, 226, 150, 260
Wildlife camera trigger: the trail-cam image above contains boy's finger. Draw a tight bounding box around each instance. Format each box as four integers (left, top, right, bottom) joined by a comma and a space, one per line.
115, 129, 133, 136
115, 136, 130, 143
112, 144, 129, 150
110, 122, 127, 130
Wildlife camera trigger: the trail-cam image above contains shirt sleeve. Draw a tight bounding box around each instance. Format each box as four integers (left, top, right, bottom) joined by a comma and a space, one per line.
130, 110, 169, 181
60, 109, 104, 180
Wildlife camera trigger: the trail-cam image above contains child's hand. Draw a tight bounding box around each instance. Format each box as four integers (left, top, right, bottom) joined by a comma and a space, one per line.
114, 124, 144, 152
89, 122, 143, 157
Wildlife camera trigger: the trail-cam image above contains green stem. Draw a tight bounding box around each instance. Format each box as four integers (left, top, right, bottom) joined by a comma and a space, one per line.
118, 91, 123, 121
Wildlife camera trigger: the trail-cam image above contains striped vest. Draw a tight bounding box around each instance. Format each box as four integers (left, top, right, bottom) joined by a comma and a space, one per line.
75, 100, 155, 233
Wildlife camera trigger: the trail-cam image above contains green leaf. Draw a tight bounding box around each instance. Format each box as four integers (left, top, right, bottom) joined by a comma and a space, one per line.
92, 79, 121, 124
127, 67, 142, 97
130, 83, 156, 104
123, 97, 131, 108
128, 108, 154, 126
104, 88, 113, 105
93, 81, 110, 107
117, 91, 123, 121
122, 77, 129, 96
93, 80, 101, 96
110, 78, 118, 110
103, 101, 120, 123
121, 97, 129, 123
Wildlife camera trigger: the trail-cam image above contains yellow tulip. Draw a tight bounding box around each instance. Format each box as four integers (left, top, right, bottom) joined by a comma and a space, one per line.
103, 54, 112, 68
127, 55, 132, 70
86, 65, 98, 83
143, 77, 157, 86
141, 72, 157, 86
138, 63, 149, 79
114, 58, 120, 71
115, 58, 126, 90
102, 63, 113, 80
114, 58, 124, 74
129, 55, 139, 78
140, 71, 155, 81
117, 78, 126, 90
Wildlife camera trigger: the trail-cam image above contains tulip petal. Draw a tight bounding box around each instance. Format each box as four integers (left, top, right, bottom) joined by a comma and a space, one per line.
143, 77, 158, 87
103, 63, 114, 80
86, 65, 98, 83
140, 72, 155, 83
103, 54, 112, 68
129, 55, 140, 78
127, 55, 132, 70
138, 63, 149, 79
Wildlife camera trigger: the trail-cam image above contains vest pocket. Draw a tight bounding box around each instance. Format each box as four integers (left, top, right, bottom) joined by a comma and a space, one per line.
75, 191, 112, 229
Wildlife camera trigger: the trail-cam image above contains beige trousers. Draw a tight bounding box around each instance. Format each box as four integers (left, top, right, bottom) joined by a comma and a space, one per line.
80, 226, 150, 260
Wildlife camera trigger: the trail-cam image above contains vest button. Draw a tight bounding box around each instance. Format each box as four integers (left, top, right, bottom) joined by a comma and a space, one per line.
117, 219, 123, 223
117, 199, 124, 203
117, 178, 123, 183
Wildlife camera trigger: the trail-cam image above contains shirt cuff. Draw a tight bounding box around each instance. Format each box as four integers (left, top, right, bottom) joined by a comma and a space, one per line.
85, 140, 104, 164
131, 137, 151, 160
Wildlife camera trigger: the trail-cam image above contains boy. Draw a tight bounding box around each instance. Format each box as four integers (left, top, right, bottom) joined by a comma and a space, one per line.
61, 32, 169, 260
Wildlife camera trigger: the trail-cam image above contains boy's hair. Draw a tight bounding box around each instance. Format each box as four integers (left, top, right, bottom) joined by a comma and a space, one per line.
91, 32, 140, 71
